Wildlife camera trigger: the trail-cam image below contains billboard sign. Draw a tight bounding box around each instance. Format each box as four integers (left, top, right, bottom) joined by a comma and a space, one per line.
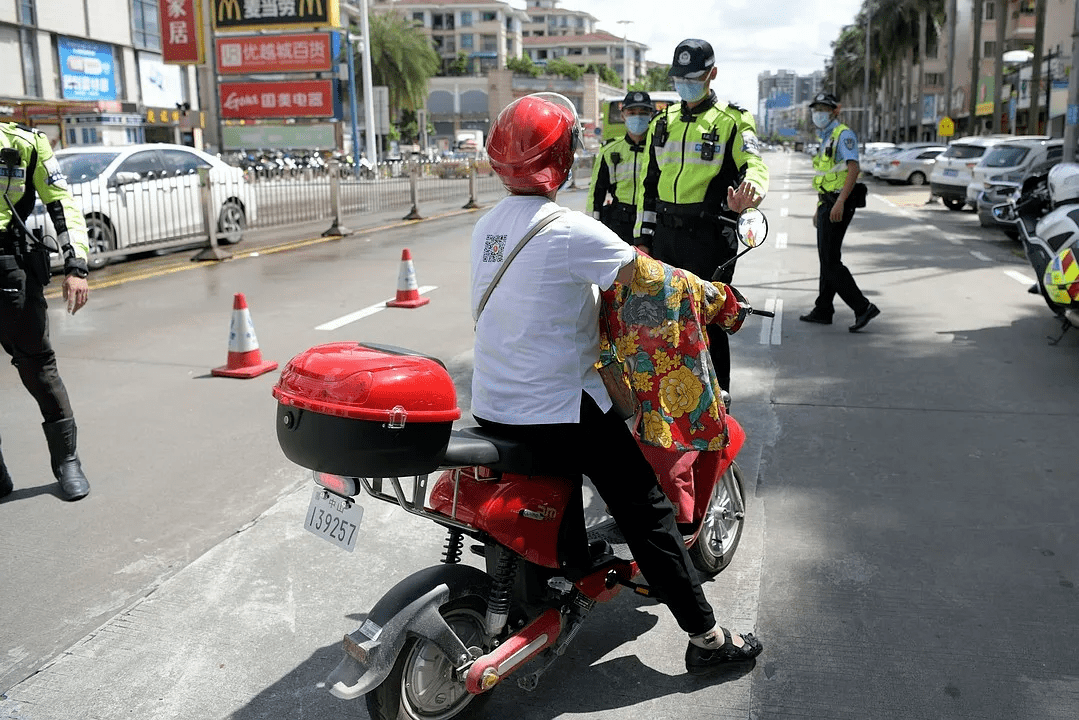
212, 0, 340, 31
217, 33, 337, 74
159, 0, 204, 63
219, 79, 340, 119
58, 38, 117, 101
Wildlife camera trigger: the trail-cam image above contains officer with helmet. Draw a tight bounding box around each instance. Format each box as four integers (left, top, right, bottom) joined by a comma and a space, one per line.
0, 121, 91, 502
474, 92, 763, 675
637, 38, 768, 393
799, 92, 879, 332
587, 91, 655, 244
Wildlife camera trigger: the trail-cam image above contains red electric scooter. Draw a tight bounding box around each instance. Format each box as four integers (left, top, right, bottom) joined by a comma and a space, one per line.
273, 210, 770, 720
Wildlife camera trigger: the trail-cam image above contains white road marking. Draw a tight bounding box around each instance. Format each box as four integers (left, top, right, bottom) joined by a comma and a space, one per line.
875, 195, 896, 207
782, 193, 790, 200
775, 232, 788, 249
969, 251, 993, 262
316, 286, 438, 330
758, 298, 782, 345
780, 207, 789, 217
1005, 270, 1036, 285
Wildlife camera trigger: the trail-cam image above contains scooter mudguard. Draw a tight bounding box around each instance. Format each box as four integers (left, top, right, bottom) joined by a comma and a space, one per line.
327, 564, 490, 700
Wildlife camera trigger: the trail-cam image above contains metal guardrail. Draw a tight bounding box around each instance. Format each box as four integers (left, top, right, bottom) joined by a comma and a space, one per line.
48, 155, 595, 268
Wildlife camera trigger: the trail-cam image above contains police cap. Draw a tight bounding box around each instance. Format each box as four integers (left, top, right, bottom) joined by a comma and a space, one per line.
668, 39, 715, 79
810, 92, 840, 109
621, 91, 654, 111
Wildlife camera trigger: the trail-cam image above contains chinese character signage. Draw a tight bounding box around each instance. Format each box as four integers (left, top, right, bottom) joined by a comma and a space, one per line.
219, 79, 340, 119
213, 0, 341, 31
160, 0, 204, 63
58, 38, 117, 101
217, 33, 337, 74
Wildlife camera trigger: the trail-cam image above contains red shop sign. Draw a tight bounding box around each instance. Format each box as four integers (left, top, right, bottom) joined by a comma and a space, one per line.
159, 0, 204, 64
216, 33, 333, 74
219, 79, 337, 119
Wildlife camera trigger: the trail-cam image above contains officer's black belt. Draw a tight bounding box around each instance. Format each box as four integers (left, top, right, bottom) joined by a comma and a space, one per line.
656, 201, 727, 229
607, 202, 635, 222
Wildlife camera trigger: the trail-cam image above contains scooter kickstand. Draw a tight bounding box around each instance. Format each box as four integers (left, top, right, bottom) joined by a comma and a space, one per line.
1048, 317, 1071, 345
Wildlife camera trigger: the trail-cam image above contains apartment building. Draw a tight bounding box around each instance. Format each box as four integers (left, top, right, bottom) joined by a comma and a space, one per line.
373, 0, 529, 76
522, 32, 647, 86
520, 0, 596, 37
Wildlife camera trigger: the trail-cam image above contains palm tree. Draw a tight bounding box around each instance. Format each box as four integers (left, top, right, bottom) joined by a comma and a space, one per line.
366, 12, 440, 121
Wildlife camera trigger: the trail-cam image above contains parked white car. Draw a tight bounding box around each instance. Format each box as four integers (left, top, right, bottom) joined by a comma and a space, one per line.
966, 137, 1064, 207
28, 143, 256, 269
928, 135, 1017, 211
874, 145, 946, 185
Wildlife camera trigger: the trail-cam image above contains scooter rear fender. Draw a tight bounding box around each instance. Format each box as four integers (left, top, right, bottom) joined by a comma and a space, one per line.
328, 564, 490, 700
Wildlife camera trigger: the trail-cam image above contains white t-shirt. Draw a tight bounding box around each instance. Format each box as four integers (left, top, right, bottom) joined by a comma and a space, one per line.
471, 194, 635, 424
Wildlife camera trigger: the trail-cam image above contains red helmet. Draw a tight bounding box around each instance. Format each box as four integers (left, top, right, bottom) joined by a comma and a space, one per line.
486, 93, 580, 195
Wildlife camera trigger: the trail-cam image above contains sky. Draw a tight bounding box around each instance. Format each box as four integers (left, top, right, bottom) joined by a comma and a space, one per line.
522, 0, 866, 111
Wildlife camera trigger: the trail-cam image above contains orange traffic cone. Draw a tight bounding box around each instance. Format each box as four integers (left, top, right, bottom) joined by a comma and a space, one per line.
211, 293, 279, 378
386, 248, 430, 308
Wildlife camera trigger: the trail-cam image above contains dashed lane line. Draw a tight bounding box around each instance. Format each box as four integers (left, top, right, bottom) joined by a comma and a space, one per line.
775, 232, 788, 249
969, 250, 993, 262
315, 286, 438, 330
1005, 270, 1035, 286
758, 298, 783, 346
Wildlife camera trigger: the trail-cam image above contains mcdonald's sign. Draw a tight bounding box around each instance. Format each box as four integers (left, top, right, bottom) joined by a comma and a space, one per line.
213, 0, 340, 31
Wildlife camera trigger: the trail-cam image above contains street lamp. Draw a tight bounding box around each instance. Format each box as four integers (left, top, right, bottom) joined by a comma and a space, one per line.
617, 20, 633, 91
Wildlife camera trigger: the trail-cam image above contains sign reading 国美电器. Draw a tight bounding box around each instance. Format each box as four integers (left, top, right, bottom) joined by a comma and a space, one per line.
218, 79, 340, 119
212, 0, 340, 31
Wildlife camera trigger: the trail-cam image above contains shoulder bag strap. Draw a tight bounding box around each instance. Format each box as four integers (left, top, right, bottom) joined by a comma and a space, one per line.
475, 208, 567, 321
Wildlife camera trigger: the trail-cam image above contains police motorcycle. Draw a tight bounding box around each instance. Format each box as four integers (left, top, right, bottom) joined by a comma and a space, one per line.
992, 163, 1079, 343
273, 210, 770, 720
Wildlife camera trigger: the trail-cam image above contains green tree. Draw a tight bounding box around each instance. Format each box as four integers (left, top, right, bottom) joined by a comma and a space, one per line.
584, 63, 620, 86
629, 65, 672, 93
545, 57, 583, 80
445, 51, 470, 77
366, 12, 440, 117
507, 55, 542, 77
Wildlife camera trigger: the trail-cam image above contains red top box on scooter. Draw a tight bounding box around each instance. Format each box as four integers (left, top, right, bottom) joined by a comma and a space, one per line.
273, 342, 461, 477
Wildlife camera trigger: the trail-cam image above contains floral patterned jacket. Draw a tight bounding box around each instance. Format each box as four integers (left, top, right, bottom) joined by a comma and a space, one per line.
599, 252, 745, 452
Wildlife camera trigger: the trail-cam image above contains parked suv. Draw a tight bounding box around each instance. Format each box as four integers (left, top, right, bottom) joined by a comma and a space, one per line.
929, 135, 1015, 211
966, 136, 1062, 207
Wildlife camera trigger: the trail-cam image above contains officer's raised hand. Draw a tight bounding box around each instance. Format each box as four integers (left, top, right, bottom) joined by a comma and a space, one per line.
63, 275, 89, 314
727, 181, 762, 213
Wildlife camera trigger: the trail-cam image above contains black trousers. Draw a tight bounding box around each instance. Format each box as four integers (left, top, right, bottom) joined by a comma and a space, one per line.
600, 204, 637, 245
652, 221, 737, 392
813, 199, 870, 317
475, 392, 716, 635
0, 272, 73, 423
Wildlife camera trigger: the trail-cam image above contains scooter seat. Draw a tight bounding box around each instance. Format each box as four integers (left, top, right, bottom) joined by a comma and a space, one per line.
443, 426, 575, 476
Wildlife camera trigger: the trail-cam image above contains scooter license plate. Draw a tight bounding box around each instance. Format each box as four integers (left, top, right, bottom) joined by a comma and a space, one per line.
304, 487, 364, 552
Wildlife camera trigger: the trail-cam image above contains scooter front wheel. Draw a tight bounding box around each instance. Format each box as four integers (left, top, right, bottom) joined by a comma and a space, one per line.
367, 595, 493, 720
688, 462, 746, 577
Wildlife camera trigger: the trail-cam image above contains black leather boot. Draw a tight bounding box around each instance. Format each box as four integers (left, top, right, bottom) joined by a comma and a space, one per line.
0, 438, 12, 499
42, 419, 90, 501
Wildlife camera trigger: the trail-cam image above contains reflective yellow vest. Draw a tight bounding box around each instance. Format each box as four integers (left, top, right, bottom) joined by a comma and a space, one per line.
812, 123, 850, 194
587, 135, 647, 213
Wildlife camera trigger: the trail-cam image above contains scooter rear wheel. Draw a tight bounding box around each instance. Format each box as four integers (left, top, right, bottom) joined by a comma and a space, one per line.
366, 595, 493, 720
688, 462, 746, 577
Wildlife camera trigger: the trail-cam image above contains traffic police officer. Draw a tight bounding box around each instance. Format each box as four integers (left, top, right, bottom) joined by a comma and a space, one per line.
0, 121, 91, 501
798, 92, 879, 332
637, 38, 768, 392
587, 91, 655, 244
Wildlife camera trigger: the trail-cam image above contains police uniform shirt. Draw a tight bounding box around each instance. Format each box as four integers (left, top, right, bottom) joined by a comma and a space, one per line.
819, 119, 859, 165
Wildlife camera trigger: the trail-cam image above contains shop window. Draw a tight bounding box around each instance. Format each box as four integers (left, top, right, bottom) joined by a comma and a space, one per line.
81, 128, 98, 145
132, 0, 161, 50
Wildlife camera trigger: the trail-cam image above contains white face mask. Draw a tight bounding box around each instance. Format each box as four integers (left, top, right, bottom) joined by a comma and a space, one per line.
812, 111, 833, 129
674, 79, 708, 103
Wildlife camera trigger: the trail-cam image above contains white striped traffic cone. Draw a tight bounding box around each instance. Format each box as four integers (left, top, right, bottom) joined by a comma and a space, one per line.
211, 293, 279, 378
386, 248, 430, 308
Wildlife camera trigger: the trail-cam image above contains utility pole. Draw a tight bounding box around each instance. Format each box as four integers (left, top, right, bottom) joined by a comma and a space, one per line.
864, 3, 871, 141
617, 20, 633, 91
1030, 0, 1047, 132
359, 0, 379, 167
1065, 0, 1079, 160
992, 0, 1006, 132
971, 0, 983, 133
945, 0, 956, 135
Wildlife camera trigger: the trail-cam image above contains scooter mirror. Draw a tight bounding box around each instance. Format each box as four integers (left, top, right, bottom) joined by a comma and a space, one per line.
991, 203, 1013, 221
737, 207, 768, 248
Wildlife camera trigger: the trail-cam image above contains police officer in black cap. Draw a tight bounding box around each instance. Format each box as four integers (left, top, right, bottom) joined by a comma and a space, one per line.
587, 90, 655, 244
636, 38, 769, 392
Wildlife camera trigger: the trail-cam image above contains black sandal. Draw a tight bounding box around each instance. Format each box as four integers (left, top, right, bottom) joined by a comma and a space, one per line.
685, 627, 763, 675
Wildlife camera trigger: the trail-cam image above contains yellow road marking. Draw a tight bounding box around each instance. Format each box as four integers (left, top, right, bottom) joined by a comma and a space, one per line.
45, 207, 479, 299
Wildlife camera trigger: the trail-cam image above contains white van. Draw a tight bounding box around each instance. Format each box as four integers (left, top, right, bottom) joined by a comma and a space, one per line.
966, 137, 1063, 205
929, 135, 1016, 211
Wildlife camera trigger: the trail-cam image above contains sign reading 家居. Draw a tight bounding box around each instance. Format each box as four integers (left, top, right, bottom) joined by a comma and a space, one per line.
159, 0, 204, 63
218, 79, 341, 119
216, 33, 338, 74
212, 0, 340, 31
58, 38, 117, 101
